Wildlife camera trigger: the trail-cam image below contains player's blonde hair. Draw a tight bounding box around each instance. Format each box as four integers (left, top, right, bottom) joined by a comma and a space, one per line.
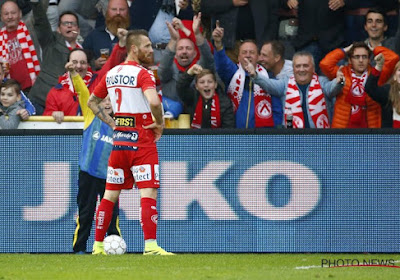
126, 29, 149, 52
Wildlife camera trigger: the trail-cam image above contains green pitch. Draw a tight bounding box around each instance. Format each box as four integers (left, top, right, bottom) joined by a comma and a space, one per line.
0, 253, 399, 280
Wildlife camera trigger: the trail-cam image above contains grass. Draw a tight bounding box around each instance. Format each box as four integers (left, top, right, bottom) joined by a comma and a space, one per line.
0, 253, 399, 280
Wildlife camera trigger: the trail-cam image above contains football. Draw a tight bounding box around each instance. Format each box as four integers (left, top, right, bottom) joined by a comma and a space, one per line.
103, 235, 127, 255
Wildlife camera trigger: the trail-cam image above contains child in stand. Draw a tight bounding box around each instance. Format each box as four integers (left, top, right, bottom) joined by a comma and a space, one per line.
177, 64, 235, 128
0, 79, 25, 129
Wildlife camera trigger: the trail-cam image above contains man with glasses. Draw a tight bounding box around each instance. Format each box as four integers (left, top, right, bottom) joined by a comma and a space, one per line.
320, 41, 399, 128
27, 0, 81, 115
42, 30, 128, 124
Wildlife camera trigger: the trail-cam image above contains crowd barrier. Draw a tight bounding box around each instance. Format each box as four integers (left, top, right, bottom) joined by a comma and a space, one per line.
1, 128, 399, 253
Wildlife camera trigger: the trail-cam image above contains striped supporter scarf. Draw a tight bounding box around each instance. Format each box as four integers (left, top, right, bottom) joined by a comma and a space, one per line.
285, 74, 330, 128
59, 69, 93, 93
191, 93, 221, 129
227, 64, 274, 127
346, 69, 368, 128
0, 21, 40, 83
393, 110, 400, 128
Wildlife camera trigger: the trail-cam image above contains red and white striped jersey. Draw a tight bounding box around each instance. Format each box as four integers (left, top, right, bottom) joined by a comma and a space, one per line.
93, 61, 157, 147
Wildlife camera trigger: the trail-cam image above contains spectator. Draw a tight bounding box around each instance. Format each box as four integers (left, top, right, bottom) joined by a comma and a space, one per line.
345, 0, 398, 44
258, 40, 293, 80
67, 62, 121, 254
28, 0, 81, 115
363, 7, 400, 54
0, 0, 40, 93
58, 0, 98, 38
177, 64, 234, 128
364, 53, 400, 128
200, 0, 279, 63
0, 56, 34, 118
43, 30, 127, 123
83, 0, 130, 70
246, 51, 344, 128
213, 22, 283, 128
95, 0, 190, 64
280, 0, 354, 74
0, 79, 25, 129
158, 13, 213, 119
320, 41, 399, 128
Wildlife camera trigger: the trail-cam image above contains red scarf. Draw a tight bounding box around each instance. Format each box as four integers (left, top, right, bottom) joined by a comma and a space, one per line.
346, 70, 368, 128
285, 74, 330, 128
59, 69, 93, 93
0, 21, 40, 83
174, 56, 199, 72
226, 64, 274, 127
66, 41, 83, 51
191, 93, 221, 129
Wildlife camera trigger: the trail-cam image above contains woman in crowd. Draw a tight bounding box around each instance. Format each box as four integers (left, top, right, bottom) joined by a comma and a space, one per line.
365, 53, 400, 128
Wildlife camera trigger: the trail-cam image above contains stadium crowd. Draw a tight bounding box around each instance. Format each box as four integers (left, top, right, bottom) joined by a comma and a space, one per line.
1, 0, 400, 129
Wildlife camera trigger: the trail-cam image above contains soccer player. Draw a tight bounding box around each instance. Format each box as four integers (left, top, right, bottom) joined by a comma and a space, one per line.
88, 29, 172, 255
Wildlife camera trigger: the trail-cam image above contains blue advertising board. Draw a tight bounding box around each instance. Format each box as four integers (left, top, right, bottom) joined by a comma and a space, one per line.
0, 130, 399, 253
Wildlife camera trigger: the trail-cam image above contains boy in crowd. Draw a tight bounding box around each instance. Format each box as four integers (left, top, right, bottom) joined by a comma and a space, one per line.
0, 79, 25, 129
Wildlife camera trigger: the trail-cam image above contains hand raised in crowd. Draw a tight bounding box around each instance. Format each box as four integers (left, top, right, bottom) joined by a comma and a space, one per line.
166, 21, 180, 42
65, 61, 77, 76
187, 64, 203, 76
193, 12, 204, 45
232, 0, 248, 7
336, 65, 345, 85
243, 58, 256, 78
287, 0, 298, 9
16, 109, 29, 121
172, 17, 184, 30
117, 28, 128, 48
178, 0, 189, 9
52, 111, 65, 124
328, 0, 345, 11
166, 20, 180, 52
172, 17, 191, 37
374, 53, 385, 71
343, 44, 353, 54
212, 20, 224, 51
95, 56, 107, 70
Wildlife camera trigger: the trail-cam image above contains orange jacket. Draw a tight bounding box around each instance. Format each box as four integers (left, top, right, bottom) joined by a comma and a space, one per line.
319, 46, 399, 128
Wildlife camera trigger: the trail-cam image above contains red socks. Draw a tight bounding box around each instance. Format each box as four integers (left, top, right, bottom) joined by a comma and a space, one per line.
95, 198, 115, 242
140, 197, 158, 240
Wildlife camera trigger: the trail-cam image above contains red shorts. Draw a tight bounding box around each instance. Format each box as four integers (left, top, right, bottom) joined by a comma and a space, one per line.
105, 146, 160, 190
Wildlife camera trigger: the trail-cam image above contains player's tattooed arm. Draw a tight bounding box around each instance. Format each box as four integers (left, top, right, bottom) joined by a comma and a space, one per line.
88, 94, 116, 129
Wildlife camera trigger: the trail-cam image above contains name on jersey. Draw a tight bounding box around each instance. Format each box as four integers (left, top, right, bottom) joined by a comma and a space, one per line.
106, 74, 136, 86
115, 116, 136, 127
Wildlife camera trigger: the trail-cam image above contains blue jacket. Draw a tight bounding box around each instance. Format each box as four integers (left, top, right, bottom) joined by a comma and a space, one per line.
214, 48, 283, 128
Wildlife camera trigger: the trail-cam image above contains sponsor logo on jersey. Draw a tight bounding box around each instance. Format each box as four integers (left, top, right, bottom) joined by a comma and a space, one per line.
131, 164, 152, 182
107, 167, 124, 184
92, 131, 100, 141
113, 131, 139, 143
106, 74, 136, 86
100, 135, 113, 144
115, 116, 136, 127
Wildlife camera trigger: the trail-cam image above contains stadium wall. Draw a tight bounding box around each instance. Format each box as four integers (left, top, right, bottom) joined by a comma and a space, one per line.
1, 129, 399, 253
